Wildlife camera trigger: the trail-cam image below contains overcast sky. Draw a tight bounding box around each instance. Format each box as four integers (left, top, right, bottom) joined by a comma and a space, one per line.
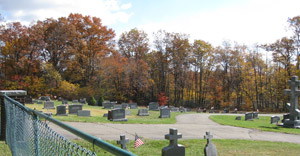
1, 0, 300, 47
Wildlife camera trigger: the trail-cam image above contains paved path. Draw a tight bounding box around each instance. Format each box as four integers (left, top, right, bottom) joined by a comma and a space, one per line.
48, 113, 300, 143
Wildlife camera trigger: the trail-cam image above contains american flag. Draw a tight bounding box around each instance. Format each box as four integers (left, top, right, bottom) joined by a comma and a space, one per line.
134, 134, 144, 148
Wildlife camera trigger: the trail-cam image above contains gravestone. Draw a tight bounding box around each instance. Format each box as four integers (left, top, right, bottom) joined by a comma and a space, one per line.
271, 116, 280, 124
56, 105, 68, 116
149, 102, 159, 111
185, 108, 191, 112
245, 112, 253, 121
25, 97, 33, 104
43, 101, 55, 109
39, 96, 50, 101
170, 107, 179, 112
77, 110, 91, 117
129, 103, 138, 109
103, 102, 113, 109
79, 98, 86, 104
214, 110, 220, 113
137, 109, 149, 116
103, 113, 108, 117
223, 108, 229, 113
160, 108, 171, 118
58, 97, 62, 101
37, 101, 43, 104
72, 100, 79, 104
204, 131, 217, 156
68, 104, 83, 114
62, 100, 68, 105
32, 100, 38, 103
108, 109, 128, 121
253, 112, 259, 119
235, 116, 241, 120
162, 128, 185, 156
121, 103, 129, 109
282, 113, 290, 123
209, 110, 214, 113
114, 104, 122, 109
179, 107, 185, 113
283, 76, 300, 128
117, 135, 129, 150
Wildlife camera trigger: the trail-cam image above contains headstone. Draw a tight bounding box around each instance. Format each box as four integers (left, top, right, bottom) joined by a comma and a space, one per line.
149, 102, 159, 111
283, 76, 300, 128
77, 110, 91, 117
223, 108, 229, 113
72, 100, 79, 104
203, 108, 207, 113
129, 103, 138, 109
209, 110, 214, 113
37, 101, 43, 104
185, 108, 191, 112
43, 101, 55, 109
235, 116, 241, 120
103, 102, 113, 109
79, 98, 86, 104
162, 128, 185, 156
56, 105, 68, 116
32, 100, 38, 103
25, 97, 33, 104
121, 103, 129, 109
204, 131, 217, 156
252, 112, 259, 119
160, 108, 170, 118
62, 100, 68, 105
68, 104, 83, 114
179, 107, 185, 113
271, 116, 280, 124
233, 108, 238, 113
245, 112, 253, 121
108, 109, 128, 121
137, 109, 149, 116
117, 134, 129, 150
103, 113, 108, 117
39, 96, 50, 101
58, 97, 62, 101
171, 107, 179, 112
282, 113, 290, 123
214, 110, 219, 113
114, 104, 122, 109
125, 110, 131, 116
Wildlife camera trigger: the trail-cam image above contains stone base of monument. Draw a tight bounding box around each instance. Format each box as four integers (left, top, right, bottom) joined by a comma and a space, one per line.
283, 119, 300, 128
110, 118, 128, 122
56, 114, 68, 116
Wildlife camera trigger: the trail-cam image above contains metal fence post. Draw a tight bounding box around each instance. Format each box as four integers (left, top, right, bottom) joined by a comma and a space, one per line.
11, 104, 17, 156
33, 114, 40, 156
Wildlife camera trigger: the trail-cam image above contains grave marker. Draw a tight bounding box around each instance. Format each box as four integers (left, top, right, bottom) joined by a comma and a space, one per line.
160, 108, 170, 118
162, 128, 185, 156
235, 116, 241, 120
72, 100, 79, 104
25, 97, 33, 104
114, 104, 122, 109
56, 105, 68, 116
245, 112, 253, 121
129, 103, 138, 109
121, 103, 129, 109
62, 100, 68, 105
103, 102, 113, 109
149, 102, 159, 111
77, 110, 91, 117
68, 104, 83, 114
43, 101, 55, 109
117, 135, 129, 150
271, 116, 280, 124
253, 112, 259, 119
137, 109, 149, 116
108, 109, 128, 121
204, 131, 217, 156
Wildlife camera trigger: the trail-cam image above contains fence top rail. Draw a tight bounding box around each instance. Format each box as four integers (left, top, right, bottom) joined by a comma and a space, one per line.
3, 94, 136, 156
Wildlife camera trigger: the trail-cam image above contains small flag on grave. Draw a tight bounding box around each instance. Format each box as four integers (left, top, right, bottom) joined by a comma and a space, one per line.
134, 134, 144, 148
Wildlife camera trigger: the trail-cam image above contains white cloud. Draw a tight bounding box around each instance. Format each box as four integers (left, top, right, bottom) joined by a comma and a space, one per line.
0, 0, 132, 25
136, 0, 300, 46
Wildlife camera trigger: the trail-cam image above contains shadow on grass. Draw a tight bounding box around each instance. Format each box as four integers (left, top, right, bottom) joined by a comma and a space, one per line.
259, 126, 281, 130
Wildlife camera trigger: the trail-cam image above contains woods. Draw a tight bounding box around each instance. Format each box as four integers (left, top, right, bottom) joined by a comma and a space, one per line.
1, 13, 300, 112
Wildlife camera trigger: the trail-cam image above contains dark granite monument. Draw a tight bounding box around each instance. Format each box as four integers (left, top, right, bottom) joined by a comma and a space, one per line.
129, 103, 138, 109
108, 109, 128, 121
252, 112, 259, 119
117, 134, 129, 150
56, 105, 68, 116
68, 104, 83, 114
114, 104, 122, 109
245, 112, 253, 121
39, 96, 50, 101
149, 102, 159, 111
271, 116, 280, 124
43, 101, 55, 109
160, 108, 170, 118
25, 97, 33, 104
235, 116, 241, 120
204, 131, 217, 156
162, 128, 185, 156
77, 110, 91, 117
103, 102, 113, 109
137, 109, 149, 116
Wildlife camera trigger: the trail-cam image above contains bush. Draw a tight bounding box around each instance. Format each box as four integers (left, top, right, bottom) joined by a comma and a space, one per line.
97, 96, 104, 106
88, 96, 97, 106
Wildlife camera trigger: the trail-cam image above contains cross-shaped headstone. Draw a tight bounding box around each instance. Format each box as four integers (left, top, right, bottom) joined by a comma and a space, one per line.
284, 76, 300, 121
117, 135, 129, 150
162, 128, 185, 156
204, 131, 217, 156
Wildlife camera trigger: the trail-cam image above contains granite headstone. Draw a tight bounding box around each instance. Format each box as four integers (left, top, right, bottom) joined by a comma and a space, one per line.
162, 128, 185, 156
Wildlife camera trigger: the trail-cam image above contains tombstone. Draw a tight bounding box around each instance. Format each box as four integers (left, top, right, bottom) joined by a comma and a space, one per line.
203, 108, 207, 113
204, 131, 218, 156
125, 110, 131, 116
233, 108, 238, 113
271, 116, 280, 124
58, 97, 63, 101
68, 104, 83, 114
117, 134, 129, 150
79, 98, 86, 104
162, 128, 185, 156
245, 112, 253, 121
56, 105, 68, 116
137, 109, 149, 116
179, 107, 185, 113
149, 102, 159, 111
43, 101, 55, 109
62, 100, 68, 105
214, 110, 220, 113
103, 113, 108, 117
103, 102, 113, 109
160, 108, 170, 118
185, 108, 191, 112
252, 112, 259, 119
171, 107, 179, 112
114, 104, 122, 109
77, 110, 91, 117
108, 109, 128, 121
209, 110, 214, 113
72, 100, 79, 104
129, 103, 138, 109
283, 76, 300, 128
39, 96, 51, 101
37, 101, 43, 104
25, 97, 33, 104
282, 113, 290, 123
223, 108, 229, 113
121, 103, 129, 109
235, 116, 241, 120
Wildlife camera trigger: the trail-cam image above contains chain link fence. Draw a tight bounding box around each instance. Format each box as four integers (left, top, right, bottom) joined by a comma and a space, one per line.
4, 94, 135, 156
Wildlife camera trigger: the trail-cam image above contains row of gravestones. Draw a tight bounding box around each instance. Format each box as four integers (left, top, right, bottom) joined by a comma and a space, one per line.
116, 128, 217, 156
103, 102, 138, 109
235, 112, 259, 121
25, 96, 87, 105
56, 104, 91, 117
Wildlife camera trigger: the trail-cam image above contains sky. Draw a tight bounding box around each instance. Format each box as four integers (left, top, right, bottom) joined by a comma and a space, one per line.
0, 0, 300, 47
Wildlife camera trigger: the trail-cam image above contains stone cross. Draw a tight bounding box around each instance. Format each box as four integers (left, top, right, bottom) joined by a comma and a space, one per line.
117, 135, 129, 150
162, 128, 185, 156
204, 131, 217, 156
284, 76, 300, 121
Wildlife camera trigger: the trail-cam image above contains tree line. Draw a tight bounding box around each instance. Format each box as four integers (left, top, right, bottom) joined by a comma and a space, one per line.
1, 13, 300, 111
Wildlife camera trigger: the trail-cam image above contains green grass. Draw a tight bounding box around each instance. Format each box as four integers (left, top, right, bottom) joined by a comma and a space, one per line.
72, 139, 300, 156
210, 115, 300, 135
0, 141, 11, 156
26, 101, 187, 124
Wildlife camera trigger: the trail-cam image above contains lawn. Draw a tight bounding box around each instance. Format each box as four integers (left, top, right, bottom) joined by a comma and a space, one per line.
26, 101, 188, 124
209, 115, 300, 135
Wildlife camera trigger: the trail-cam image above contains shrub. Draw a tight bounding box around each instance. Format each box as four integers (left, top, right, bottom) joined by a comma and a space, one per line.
98, 96, 104, 106
88, 96, 97, 106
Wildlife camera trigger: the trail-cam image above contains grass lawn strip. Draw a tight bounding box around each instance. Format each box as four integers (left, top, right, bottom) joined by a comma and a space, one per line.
209, 115, 300, 135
